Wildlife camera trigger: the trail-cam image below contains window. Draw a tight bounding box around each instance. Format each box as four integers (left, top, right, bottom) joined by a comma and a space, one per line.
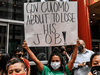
0, 25, 7, 53
0, 0, 25, 21
29, 47, 48, 61
8, 24, 50, 61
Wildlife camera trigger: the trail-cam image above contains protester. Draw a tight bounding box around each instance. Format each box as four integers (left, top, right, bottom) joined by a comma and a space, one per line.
13, 47, 30, 75
6, 58, 27, 75
52, 46, 70, 64
60, 46, 70, 64
0, 52, 10, 75
69, 39, 94, 75
87, 52, 100, 75
22, 39, 80, 75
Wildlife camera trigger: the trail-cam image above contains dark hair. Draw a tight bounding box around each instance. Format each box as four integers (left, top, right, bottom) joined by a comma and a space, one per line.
6, 58, 26, 71
60, 47, 65, 53
14, 47, 25, 58
0, 53, 10, 74
52, 47, 60, 53
14, 47, 24, 54
90, 52, 100, 67
47, 53, 66, 72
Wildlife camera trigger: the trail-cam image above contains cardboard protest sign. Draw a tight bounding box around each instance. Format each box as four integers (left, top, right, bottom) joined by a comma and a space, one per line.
24, 1, 78, 47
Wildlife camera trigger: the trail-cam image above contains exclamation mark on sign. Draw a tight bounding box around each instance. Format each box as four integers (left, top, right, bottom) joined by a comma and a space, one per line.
62, 31, 67, 45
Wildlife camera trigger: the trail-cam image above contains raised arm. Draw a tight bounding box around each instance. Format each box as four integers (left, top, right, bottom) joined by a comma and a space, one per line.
27, 67, 31, 75
22, 41, 43, 73
63, 51, 70, 59
67, 39, 80, 72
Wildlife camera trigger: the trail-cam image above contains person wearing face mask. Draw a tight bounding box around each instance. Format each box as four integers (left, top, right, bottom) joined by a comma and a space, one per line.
69, 39, 94, 75
87, 52, 100, 75
60, 46, 70, 64
22, 39, 80, 75
13, 47, 30, 75
6, 58, 27, 75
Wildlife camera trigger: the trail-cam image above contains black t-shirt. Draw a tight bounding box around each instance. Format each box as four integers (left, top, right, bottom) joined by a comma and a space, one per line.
62, 54, 69, 64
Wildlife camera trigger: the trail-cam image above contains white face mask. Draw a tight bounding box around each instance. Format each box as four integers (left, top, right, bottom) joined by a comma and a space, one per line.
50, 62, 61, 70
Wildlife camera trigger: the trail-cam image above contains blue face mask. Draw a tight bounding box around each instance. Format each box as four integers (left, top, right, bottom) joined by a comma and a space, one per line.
91, 66, 100, 75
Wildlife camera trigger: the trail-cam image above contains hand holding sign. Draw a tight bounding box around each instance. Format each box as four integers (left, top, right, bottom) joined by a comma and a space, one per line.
22, 40, 30, 51
76, 38, 80, 47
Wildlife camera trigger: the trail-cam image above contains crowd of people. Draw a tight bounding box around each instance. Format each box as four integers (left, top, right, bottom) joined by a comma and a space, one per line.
1, 39, 100, 75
